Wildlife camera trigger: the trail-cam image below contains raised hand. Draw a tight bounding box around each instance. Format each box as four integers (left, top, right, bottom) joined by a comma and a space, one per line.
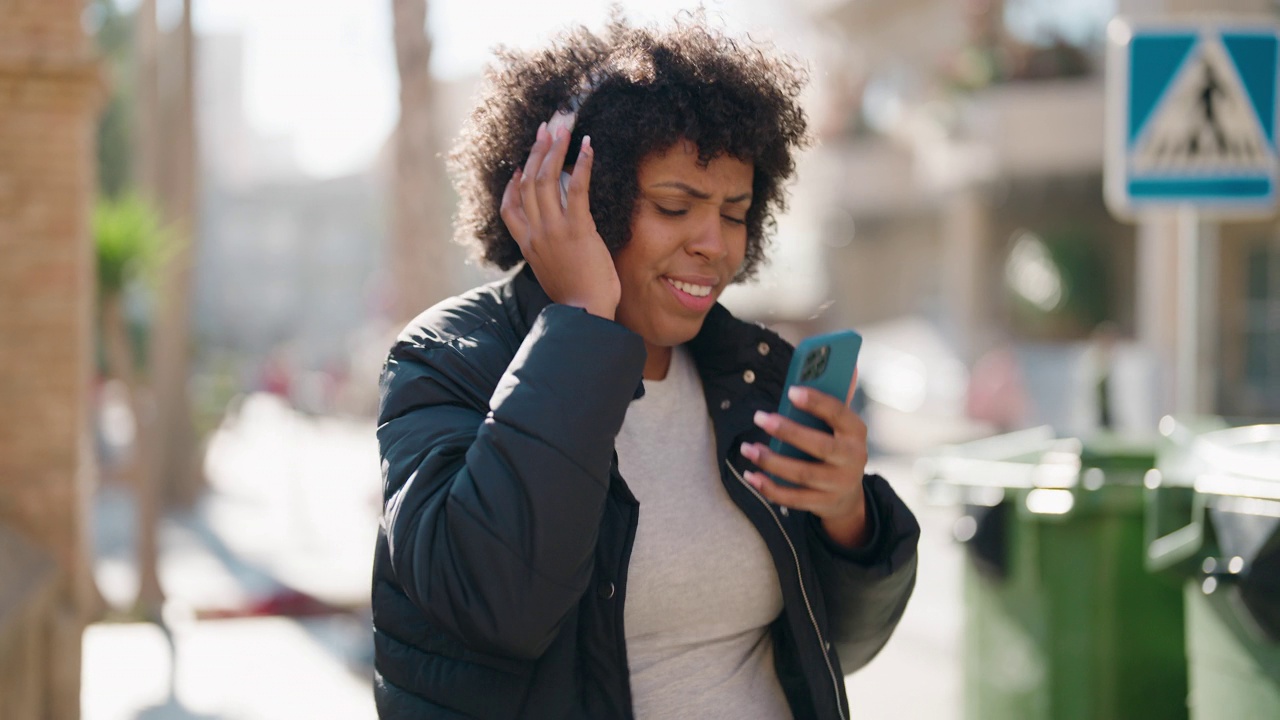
500, 120, 621, 321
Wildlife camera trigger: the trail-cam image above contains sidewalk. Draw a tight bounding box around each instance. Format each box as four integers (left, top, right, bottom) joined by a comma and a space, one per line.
846, 454, 962, 720
84, 394, 965, 719
84, 394, 381, 720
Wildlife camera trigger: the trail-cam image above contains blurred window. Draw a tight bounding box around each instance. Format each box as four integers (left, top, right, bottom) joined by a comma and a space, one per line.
1004, 0, 1115, 48
1244, 241, 1280, 409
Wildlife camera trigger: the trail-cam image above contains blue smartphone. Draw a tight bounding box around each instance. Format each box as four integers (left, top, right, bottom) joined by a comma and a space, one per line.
768, 330, 862, 484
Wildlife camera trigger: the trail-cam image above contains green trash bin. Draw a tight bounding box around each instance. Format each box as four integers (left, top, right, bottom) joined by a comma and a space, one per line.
925, 427, 1187, 720
1149, 419, 1280, 719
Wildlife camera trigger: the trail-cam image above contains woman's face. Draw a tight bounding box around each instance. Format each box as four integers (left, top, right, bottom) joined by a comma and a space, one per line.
612, 141, 753, 362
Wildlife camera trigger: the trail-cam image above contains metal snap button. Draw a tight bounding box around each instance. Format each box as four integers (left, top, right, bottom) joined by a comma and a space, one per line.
757, 342, 770, 356
743, 369, 756, 384
720, 399, 732, 410
599, 582, 616, 599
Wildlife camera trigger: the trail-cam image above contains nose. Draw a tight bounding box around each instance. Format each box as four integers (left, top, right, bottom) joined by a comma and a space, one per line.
686, 214, 729, 262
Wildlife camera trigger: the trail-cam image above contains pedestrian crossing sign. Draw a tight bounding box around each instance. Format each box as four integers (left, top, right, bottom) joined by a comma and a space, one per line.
1106, 17, 1280, 218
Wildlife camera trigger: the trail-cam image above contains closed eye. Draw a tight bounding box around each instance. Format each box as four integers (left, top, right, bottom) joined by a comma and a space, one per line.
654, 203, 745, 225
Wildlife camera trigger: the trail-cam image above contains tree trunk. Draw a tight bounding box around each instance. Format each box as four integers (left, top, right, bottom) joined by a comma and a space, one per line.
150, 0, 200, 511
102, 295, 165, 615
134, 0, 159, 201
391, 0, 452, 323
129, 0, 166, 618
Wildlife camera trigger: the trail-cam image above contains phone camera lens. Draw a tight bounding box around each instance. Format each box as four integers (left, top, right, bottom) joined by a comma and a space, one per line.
800, 345, 830, 382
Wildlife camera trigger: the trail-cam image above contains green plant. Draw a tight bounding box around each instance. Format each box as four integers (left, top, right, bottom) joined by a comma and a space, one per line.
94, 193, 174, 377
94, 193, 169, 296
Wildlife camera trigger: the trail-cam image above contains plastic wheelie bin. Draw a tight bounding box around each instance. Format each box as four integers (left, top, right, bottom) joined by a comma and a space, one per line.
1148, 418, 1280, 719
924, 426, 1187, 720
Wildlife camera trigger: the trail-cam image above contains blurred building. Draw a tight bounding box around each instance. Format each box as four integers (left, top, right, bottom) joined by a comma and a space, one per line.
198, 33, 303, 187
806, 0, 1280, 425
197, 174, 384, 368
194, 33, 384, 379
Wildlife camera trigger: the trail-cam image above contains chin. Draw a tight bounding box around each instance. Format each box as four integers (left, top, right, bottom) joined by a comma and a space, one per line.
648, 316, 707, 348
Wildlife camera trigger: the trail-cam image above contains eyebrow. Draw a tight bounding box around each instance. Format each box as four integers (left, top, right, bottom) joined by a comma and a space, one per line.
648, 181, 752, 204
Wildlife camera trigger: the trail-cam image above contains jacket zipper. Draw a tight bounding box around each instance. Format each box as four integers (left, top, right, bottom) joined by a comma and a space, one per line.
725, 459, 846, 720
610, 458, 639, 720
617, 500, 638, 719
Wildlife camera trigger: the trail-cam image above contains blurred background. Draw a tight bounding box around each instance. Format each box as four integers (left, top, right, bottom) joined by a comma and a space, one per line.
3, 0, 1279, 718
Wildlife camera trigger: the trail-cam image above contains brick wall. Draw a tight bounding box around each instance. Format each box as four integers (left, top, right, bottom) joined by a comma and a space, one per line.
0, 0, 103, 717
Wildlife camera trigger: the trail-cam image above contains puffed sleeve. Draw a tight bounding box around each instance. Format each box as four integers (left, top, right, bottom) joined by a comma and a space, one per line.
806, 473, 920, 672
378, 303, 645, 660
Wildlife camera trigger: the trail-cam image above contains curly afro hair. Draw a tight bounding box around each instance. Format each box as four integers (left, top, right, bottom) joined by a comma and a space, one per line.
448, 11, 811, 281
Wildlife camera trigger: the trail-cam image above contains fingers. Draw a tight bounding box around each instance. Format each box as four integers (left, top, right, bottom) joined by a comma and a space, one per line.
786, 385, 866, 437
738, 379, 870, 523
752, 406, 866, 469
740, 440, 843, 492
741, 469, 830, 513
535, 124, 573, 224
753, 410, 842, 465
567, 135, 593, 223
518, 122, 550, 232
514, 120, 595, 258
500, 169, 530, 246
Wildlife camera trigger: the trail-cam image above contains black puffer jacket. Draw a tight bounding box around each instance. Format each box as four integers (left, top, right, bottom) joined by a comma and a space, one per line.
373, 267, 919, 719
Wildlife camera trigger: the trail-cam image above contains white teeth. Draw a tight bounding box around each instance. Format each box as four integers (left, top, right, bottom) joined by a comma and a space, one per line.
667, 278, 712, 297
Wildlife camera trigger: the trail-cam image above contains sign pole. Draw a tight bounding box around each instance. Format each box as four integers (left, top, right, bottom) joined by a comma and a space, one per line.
1175, 204, 1200, 416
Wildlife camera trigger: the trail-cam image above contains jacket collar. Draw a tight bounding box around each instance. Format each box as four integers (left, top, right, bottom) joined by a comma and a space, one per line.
509, 262, 789, 386
688, 303, 788, 381
690, 303, 792, 450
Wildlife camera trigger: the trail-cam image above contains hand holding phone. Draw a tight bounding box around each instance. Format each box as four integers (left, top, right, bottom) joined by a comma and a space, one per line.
739, 328, 871, 546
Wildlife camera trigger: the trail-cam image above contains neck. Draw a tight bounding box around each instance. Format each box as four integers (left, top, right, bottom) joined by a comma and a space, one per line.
643, 343, 673, 380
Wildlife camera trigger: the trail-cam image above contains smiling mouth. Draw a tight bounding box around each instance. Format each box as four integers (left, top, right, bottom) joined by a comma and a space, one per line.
664, 277, 713, 297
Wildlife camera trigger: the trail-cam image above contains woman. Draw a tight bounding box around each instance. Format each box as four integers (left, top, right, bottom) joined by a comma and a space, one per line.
374, 14, 919, 719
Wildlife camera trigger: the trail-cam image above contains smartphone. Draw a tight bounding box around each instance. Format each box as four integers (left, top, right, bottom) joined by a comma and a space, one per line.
767, 330, 862, 483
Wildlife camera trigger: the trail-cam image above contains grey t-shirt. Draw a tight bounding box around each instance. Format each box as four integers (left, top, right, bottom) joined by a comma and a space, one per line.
615, 346, 792, 719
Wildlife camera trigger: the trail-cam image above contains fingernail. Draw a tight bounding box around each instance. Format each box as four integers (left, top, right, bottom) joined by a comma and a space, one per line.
788, 386, 807, 403
580, 135, 591, 155
753, 411, 776, 430
743, 471, 762, 489
740, 442, 759, 461
537, 121, 547, 141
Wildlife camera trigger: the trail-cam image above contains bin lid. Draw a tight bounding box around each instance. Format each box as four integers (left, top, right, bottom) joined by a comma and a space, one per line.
927, 427, 1081, 491
1192, 424, 1280, 500
1079, 434, 1156, 473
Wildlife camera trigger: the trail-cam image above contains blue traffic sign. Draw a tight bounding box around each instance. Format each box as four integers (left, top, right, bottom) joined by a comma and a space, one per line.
1106, 18, 1280, 218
